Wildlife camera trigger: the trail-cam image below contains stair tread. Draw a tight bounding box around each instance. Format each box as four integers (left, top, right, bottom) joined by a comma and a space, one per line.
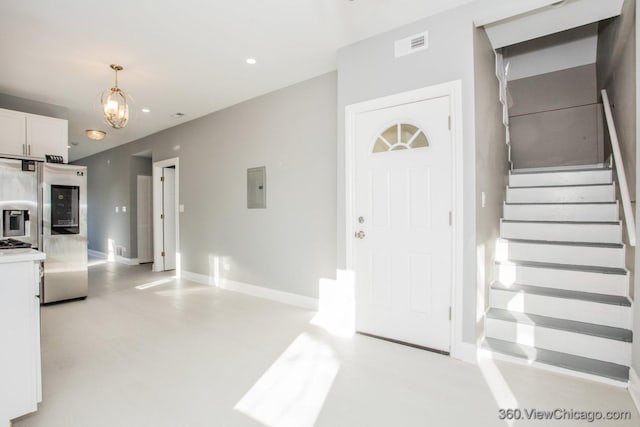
502, 219, 620, 225
482, 338, 629, 382
495, 259, 627, 275
511, 166, 611, 175
486, 308, 632, 342
491, 282, 631, 307
499, 238, 624, 249
509, 183, 613, 189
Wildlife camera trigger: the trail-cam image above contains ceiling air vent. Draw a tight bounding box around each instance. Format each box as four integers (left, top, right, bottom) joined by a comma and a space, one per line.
395, 31, 429, 58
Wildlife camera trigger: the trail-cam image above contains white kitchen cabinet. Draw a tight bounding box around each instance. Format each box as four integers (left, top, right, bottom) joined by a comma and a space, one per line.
0, 108, 27, 158
0, 251, 45, 426
0, 108, 68, 163
27, 114, 68, 162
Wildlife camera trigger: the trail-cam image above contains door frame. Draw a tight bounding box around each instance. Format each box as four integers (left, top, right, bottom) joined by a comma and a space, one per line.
152, 157, 180, 275
345, 80, 466, 360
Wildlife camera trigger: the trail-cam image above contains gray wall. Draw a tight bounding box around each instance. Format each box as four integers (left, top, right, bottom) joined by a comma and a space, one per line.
79, 149, 132, 258
0, 93, 69, 120
474, 27, 509, 338
129, 156, 152, 258
508, 64, 604, 168
337, 2, 483, 344
75, 72, 337, 299
598, 0, 637, 196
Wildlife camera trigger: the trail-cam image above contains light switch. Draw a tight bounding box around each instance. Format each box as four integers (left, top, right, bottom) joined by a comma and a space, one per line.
481, 192, 487, 208
179, 204, 184, 213
115, 206, 119, 213
122, 206, 127, 213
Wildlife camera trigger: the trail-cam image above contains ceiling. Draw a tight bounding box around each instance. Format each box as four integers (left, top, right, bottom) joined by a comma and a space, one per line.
0, 0, 474, 161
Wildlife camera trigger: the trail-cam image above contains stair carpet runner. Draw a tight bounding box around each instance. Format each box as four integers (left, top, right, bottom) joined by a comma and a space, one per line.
483, 165, 633, 383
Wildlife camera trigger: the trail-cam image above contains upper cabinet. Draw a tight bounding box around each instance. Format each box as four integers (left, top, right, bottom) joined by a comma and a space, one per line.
0, 108, 68, 163
0, 109, 27, 158
26, 114, 68, 161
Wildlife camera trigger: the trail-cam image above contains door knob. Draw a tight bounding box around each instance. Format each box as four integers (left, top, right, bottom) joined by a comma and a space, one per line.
355, 230, 366, 239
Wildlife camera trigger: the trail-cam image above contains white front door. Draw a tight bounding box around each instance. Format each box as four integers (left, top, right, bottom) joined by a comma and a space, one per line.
162, 167, 176, 271
353, 95, 452, 351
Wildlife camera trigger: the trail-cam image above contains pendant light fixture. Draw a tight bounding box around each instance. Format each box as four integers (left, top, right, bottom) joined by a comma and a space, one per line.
101, 64, 130, 129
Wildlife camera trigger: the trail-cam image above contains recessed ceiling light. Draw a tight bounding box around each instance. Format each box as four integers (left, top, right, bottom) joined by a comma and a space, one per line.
141, 108, 151, 113
85, 129, 107, 141
171, 112, 185, 119
246, 58, 257, 65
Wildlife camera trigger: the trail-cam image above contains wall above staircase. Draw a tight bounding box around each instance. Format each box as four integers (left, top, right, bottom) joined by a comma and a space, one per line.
508, 64, 604, 168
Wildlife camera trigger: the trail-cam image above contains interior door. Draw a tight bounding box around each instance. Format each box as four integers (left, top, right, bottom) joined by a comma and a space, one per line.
162, 167, 176, 271
137, 175, 153, 264
353, 95, 452, 352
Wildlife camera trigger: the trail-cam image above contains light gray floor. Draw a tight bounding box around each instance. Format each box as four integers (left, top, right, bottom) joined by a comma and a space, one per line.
14, 260, 639, 427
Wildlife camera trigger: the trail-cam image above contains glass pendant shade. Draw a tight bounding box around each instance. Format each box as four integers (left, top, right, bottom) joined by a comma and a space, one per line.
101, 88, 129, 129
101, 64, 130, 129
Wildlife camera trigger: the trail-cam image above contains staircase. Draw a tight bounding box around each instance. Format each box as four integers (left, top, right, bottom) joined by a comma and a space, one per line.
482, 164, 633, 384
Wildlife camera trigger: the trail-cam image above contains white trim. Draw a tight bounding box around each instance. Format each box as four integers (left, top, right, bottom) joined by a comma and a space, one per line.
478, 347, 628, 388
88, 249, 107, 259
473, 0, 561, 27
152, 157, 180, 275
181, 270, 319, 310
117, 256, 139, 266
629, 367, 640, 414
454, 342, 478, 364
344, 80, 468, 362
87, 249, 139, 265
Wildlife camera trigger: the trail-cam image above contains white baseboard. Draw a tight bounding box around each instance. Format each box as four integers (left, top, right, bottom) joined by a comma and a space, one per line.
87, 249, 139, 266
88, 249, 107, 259
181, 270, 211, 285
451, 341, 477, 364
629, 367, 640, 414
181, 270, 318, 310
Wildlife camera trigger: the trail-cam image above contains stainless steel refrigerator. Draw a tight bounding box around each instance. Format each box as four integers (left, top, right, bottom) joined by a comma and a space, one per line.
0, 158, 39, 248
41, 163, 88, 303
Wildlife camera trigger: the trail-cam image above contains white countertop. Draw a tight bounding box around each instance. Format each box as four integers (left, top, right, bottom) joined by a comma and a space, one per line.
0, 249, 45, 264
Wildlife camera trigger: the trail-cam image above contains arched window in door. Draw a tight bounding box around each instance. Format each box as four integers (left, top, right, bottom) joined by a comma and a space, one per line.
372, 123, 429, 153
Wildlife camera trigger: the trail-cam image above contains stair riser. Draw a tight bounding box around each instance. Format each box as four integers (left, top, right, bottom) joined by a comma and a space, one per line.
503, 203, 619, 222
490, 289, 632, 329
509, 170, 612, 187
494, 264, 629, 296
500, 221, 621, 244
485, 318, 631, 366
506, 185, 615, 203
497, 240, 625, 268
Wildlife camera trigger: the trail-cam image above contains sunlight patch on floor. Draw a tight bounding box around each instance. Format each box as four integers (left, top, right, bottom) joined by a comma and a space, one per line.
234, 333, 339, 427
135, 277, 175, 290
477, 356, 519, 427
88, 259, 107, 267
